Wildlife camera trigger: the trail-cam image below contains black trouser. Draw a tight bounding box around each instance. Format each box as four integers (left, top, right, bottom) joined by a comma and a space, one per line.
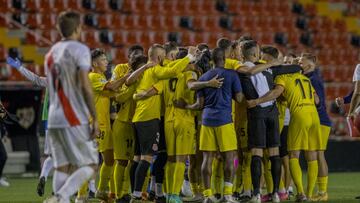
0, 140, 7, 178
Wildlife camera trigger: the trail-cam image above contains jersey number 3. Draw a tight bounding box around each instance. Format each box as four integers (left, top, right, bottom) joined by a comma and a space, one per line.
295, 79, 312, 99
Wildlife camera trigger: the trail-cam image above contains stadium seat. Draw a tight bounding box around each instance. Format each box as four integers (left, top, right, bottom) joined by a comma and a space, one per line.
98, 14, 110, 29
95, 0, 111, 13
67, 0, 85, 11
0, 0, 13, 12
0, 45, 6, 61
38, 13, 56, 30
37, 0, 53, 12
25, 13, 38, 29
81, 30, 101, 48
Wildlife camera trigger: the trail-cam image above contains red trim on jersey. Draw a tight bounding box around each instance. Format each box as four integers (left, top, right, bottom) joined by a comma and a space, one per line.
58, 85, 81, 126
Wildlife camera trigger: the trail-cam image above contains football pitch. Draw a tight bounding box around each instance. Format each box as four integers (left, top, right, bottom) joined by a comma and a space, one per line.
0, 172, 360, 203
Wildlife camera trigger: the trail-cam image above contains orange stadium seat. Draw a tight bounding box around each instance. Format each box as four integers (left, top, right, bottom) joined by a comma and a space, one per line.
0, 45, 6, 61
81, 30, 101, 48
98, 14, 110, 29
95, 0, 111, 13
25, 13, 39, 29
68, 0, 84, 11
53, 0, 67, 13
38, 13, 56, 30
37, 0, 53, 12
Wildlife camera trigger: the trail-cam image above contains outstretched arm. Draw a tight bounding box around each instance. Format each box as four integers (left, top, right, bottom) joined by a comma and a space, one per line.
188, 75, 224, 90
236, 59, 282, 75
247, 85, 284, 108
133, 87, 159, 101
125, 62, 156, 86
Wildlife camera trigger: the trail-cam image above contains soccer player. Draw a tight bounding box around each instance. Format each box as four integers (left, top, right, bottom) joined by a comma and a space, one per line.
112, 54, 148, 203
301, 53, 332, 201
125, 44, 197, 203
43, 11, 99, 203
186, 48, 245, 203
87, 48, 128, 202
247, 63, 322, 202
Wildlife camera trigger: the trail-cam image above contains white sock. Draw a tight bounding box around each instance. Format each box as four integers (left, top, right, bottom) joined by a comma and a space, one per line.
53, 170, 69, 193
57, 166, 94, 200
155, 183, 164, 197
89, 178, 96, 193
149, 176, 156, 192
133, 191, 142, 198
40, 156, 53, 180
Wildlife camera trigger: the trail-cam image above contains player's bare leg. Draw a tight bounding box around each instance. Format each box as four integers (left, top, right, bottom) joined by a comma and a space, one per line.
201, 151, 217, 203
220, 150, 238, 203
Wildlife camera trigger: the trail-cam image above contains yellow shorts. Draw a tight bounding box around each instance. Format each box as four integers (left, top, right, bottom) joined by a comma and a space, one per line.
200, 123, 238, 152
112, 120, 135, 160
319, 125, 331, 150
165, 119, 196, 156
96, 126, 113, 153
235, 119, 248, 150
288, 111, 322, 151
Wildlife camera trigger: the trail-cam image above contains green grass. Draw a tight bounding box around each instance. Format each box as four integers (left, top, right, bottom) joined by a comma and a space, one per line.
0, 172, 359, 202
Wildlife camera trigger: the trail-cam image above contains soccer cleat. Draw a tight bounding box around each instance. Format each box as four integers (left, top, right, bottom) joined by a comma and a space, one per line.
295, 194, 307, 202
271, 193, 280, 203
37, 177, 46, 197
355, 195, 360, 200
88, 190, 95, 199
75, 196, 88, 203
278, 192, 289, 201
232, 192, 240, 201
181, 193, 204, 202
214, 193, 222, 202
155, 195, 167, 203
202, 196, 219, 203
288, 186, 294, 197
181, 180, 193, 198
261, 193, 272, 202
0, 177, 10, 187
223, 194, 239, 203
171, 195, 182, 203
129, 196, 142, 203
43, 195, 69, 203
237, 193, 251, 203
148, 191, 156, 201
248, 194, 261, 203
116, 194, 132, 203
312, 192, 328, 201
95, 190, 109, 201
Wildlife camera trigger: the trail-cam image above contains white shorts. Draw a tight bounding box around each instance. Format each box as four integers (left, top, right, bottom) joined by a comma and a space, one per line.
44, 130, 51, 155
48, 125, 99, 168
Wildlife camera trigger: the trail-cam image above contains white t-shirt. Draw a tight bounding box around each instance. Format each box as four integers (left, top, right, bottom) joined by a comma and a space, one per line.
352, 64, 360, 82
45, 40, 91, 128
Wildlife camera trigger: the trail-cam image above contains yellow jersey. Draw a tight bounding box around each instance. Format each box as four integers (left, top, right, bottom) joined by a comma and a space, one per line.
88, 72, 114, 128
275, 73, 317, 114
174, 71, 198, 121
225, 58, 241, 70
132, 57, 191, 122
112, 63, 130, 82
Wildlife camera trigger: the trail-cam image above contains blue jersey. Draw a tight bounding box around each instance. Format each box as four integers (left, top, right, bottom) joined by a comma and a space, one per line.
197, 67, 242, 127
306, 69, 332, 127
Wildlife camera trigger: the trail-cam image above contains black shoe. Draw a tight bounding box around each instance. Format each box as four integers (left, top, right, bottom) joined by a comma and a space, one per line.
232, 192, 241, 201
88, 190, 95, 199
148, 191, 156, 201
155, 195, 166, 203
355, 195, 360, 199
238, 194, 251, 203
117, 194, 132, 203
214, 193, 221, 201
37, 177, 46, 197
130, 196, 142, 203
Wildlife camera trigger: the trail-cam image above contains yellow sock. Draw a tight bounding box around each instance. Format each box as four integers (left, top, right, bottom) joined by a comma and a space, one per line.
203, 188, 213, 197
190, 182, 198, 194
223, 182, 233, 195
122, 162, 131, 195
317, 176, 328, 193
199, 182, 205, 193
289, 158, 304, 194
243, 152, 252, 192
263, 158, 273, 194
114, 163, 126, 199
77, 181, 88, 198
165, 162, 176, 194
211, 159, 223, 194
142, 168, 150, 192
98, 163, 113, 192
173, 162, 186, 195
279, 179, 285, 191
307, 160, 318, 198
233, 163, 243, 192
109, 173, 115, 195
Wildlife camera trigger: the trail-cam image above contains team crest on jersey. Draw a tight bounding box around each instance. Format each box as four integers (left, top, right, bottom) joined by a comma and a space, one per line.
16, 107, 35, 129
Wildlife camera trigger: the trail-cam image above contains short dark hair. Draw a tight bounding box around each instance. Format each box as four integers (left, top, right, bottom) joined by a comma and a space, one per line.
56, 11, 81, 38
212, 47, 225, 65
241, 40, 258, 58
238, 35, 253, 42
197, 43, 209, 51
216, 38, 232, 50
176, 48, 188, 59
231, 40, 240, 50
261, 45, 279, 58
128, 44, 144, 56
91, 48, 106, 60
129, 55, 148, 71
164, 41, 178, 54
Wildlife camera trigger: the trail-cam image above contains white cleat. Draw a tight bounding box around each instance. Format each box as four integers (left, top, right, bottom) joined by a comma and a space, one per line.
248, 194, 261, 203
272, 193, 280, 203
0, 177, 10, 187
224, 195, 239, 203
43, 195, 69, 203
181, 180, 193, 197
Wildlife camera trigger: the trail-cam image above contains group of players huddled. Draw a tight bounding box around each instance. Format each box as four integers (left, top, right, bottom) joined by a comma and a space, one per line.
6, 11, 332, 203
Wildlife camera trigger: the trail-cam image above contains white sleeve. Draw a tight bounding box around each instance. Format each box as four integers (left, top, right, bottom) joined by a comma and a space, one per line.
75, 44, 91, 71
352, 64, 360, 82
18, 66, 48, 87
